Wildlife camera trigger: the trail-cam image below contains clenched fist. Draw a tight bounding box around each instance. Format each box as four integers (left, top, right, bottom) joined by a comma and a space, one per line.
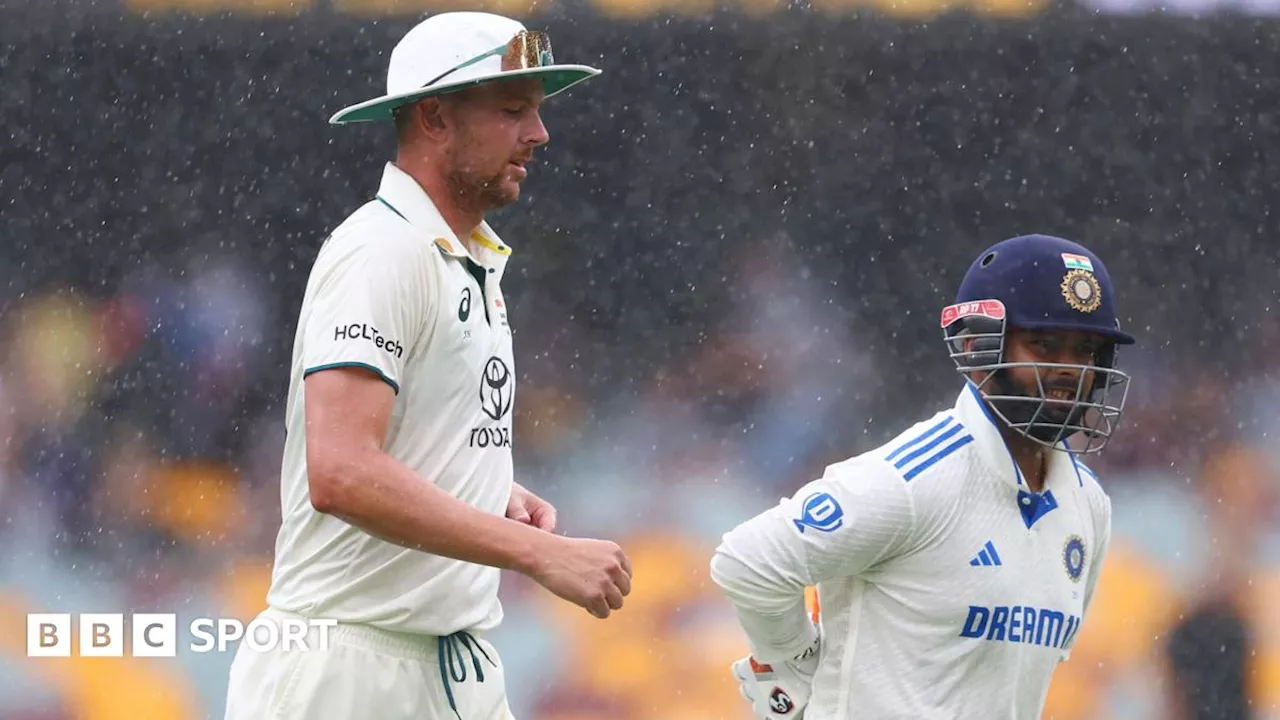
527, 535, 632, 619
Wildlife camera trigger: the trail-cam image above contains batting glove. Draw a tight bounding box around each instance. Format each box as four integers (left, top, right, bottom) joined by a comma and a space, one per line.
731, 637, 820, 719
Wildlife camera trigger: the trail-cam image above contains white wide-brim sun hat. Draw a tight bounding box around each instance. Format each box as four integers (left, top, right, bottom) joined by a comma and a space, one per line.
330, 11, 601, 125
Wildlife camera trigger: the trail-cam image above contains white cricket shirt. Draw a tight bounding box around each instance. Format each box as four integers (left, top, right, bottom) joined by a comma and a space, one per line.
266, 162, 517, 636
711, 382, 1112, 719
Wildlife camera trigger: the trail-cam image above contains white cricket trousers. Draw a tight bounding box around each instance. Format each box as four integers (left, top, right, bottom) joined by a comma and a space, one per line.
224, 607, 515, 720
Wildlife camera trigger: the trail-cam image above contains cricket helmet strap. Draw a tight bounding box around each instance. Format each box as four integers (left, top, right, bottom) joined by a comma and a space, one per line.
940, 234, 1136, 455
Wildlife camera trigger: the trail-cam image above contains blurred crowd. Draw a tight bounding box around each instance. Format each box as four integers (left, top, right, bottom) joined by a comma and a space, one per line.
3, 7, 1280, 720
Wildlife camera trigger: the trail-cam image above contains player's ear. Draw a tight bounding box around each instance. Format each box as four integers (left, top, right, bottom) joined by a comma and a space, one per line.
401, 98, 449, 141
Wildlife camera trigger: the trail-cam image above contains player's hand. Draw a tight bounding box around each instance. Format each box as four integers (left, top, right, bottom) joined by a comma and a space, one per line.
506, 482, 557, 532
527, 535, 632, 619
731, 637, 820, 720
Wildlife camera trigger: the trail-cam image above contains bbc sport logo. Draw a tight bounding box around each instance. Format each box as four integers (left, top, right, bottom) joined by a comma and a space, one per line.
27, 613, 336, 657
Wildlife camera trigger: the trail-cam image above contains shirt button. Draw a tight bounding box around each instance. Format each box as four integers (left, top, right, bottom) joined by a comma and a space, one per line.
1021, 497, 1031, 505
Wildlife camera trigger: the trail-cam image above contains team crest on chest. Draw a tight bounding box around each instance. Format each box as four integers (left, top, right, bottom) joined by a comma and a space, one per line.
1062, 535, 1086, 582
1060, 269, 1101, 313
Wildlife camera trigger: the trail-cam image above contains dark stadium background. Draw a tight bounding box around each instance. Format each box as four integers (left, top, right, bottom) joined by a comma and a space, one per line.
2, 2, 1278, 717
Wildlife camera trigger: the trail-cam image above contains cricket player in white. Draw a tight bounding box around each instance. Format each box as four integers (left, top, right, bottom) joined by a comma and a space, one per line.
711, 234, 1138, 719
223, 13, 632, 720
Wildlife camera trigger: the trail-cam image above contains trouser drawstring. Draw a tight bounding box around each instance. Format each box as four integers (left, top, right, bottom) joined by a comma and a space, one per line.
438, 630, 496, 720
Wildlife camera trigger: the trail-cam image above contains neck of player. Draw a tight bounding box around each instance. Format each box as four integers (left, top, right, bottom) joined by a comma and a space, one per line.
1000, 424, 1049, 493
397, 157, 485, 243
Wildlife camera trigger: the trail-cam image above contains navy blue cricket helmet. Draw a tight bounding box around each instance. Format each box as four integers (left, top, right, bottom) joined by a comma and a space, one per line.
941, 234, 1136, 454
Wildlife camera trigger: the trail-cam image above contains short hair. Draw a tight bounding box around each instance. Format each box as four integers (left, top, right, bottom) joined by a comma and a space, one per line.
393, 104, 414, 146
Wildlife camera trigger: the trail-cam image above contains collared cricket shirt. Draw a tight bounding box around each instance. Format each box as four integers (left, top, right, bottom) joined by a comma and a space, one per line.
268, 162, 517, 637
712, 382, 1112, 719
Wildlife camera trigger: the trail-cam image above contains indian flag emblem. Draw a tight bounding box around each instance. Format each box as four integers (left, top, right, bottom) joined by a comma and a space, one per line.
1061, 253, 1094, 272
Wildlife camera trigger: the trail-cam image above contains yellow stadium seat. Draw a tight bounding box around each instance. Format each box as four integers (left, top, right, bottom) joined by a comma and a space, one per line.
62, 658, 200, 720
219, 555, 275, 621
126, 0, 310, 15
973, 0, 1050, 16
149, 461, 246, 547
1244, 569, 1280, 712
0, 590, 199, 720
0, 591, 29, 659
537, 532, 731, 712
333, 0, 547, 17
8, 292, 103, 423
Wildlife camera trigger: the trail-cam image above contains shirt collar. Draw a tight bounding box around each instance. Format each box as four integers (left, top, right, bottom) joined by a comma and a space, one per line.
952, 381, 1082, 493
374, 162, 514, 277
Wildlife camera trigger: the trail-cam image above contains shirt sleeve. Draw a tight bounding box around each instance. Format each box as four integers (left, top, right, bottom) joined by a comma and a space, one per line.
709, 458, 917, 662
301, 233, 429, 394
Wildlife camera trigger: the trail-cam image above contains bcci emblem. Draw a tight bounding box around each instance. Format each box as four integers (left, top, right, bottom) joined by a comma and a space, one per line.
1063, 535, 1086, 582
1060, 269, 1102, 314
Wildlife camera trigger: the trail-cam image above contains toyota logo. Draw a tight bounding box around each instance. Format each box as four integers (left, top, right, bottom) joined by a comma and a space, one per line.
480, 356, 513, 421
